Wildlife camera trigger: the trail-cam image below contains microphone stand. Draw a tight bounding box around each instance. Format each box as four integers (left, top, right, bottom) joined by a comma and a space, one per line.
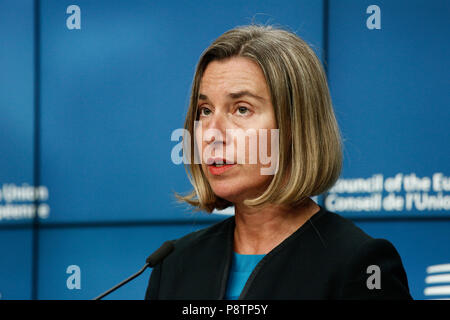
93, 262, 150, 300
93, 240, 174, 300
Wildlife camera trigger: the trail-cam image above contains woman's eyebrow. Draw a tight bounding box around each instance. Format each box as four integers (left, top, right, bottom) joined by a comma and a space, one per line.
198, 90, 266, 102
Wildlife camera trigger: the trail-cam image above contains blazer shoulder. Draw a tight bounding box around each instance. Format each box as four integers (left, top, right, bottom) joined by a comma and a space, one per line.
145, 216, 234, 300
313, 209, 411, 299
338, 237, 412, 299
313, 209, 374, 253
169, 216, 234, 257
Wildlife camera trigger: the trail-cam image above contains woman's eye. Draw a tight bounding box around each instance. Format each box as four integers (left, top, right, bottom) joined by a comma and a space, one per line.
237, 106, 249, 115
199, 107, 212, 117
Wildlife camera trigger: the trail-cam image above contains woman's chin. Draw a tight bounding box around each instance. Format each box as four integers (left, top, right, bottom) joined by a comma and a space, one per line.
211, 184, 263, 205
208, 174, 273, 204
211, 187, 240, 203
208, 181, 246, 203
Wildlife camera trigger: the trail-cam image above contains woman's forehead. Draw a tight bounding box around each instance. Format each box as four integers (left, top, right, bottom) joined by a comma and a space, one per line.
199, 58, 269, 100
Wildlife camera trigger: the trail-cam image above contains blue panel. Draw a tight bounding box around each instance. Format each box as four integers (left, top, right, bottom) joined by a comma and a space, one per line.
326, 0, 450, 218
6, 0, 448, 303
37, 223, 216, 299
0, 228, 33, 299
354, 219, 450, 300
38, 0, 324, 223
0, 1, 35, 226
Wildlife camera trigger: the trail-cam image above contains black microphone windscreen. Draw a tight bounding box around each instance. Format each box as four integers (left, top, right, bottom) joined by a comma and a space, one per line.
146, 240, 175, 267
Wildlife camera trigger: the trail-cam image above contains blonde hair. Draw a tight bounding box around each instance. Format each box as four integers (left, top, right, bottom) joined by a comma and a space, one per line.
177, 24, 342, 213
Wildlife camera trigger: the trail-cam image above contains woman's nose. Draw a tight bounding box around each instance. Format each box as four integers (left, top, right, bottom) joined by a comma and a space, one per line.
204, 111, 227, 144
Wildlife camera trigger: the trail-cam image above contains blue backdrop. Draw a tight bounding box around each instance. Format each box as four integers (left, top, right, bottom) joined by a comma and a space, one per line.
0, 0, 448, 300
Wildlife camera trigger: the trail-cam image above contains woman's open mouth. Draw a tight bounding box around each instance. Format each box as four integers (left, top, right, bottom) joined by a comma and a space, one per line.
207, 158, 236, 175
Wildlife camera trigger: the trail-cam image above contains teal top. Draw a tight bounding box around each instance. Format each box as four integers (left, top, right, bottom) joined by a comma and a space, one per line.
225, 252, 266, 300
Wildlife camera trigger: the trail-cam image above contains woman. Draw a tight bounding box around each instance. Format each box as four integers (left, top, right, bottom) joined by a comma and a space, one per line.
146, 25, 412, 299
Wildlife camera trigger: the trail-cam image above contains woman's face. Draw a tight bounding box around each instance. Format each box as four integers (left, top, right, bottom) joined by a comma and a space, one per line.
195, 56, 278, 204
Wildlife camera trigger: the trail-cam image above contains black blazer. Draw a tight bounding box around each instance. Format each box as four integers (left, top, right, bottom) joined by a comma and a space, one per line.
145, 206, 412, 300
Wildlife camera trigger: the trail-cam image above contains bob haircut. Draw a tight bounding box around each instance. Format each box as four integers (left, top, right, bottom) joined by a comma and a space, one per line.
177, 24, 342, 213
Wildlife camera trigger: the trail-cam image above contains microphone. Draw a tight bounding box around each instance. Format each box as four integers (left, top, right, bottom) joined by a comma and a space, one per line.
93, 240, 175, 300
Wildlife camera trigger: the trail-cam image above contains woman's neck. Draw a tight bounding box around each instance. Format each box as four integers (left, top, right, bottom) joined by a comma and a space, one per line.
233, 198, 320, 255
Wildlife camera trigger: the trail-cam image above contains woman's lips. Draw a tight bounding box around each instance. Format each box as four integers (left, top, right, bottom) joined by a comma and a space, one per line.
206, 157, 234, 165
207, 163, 236, 175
